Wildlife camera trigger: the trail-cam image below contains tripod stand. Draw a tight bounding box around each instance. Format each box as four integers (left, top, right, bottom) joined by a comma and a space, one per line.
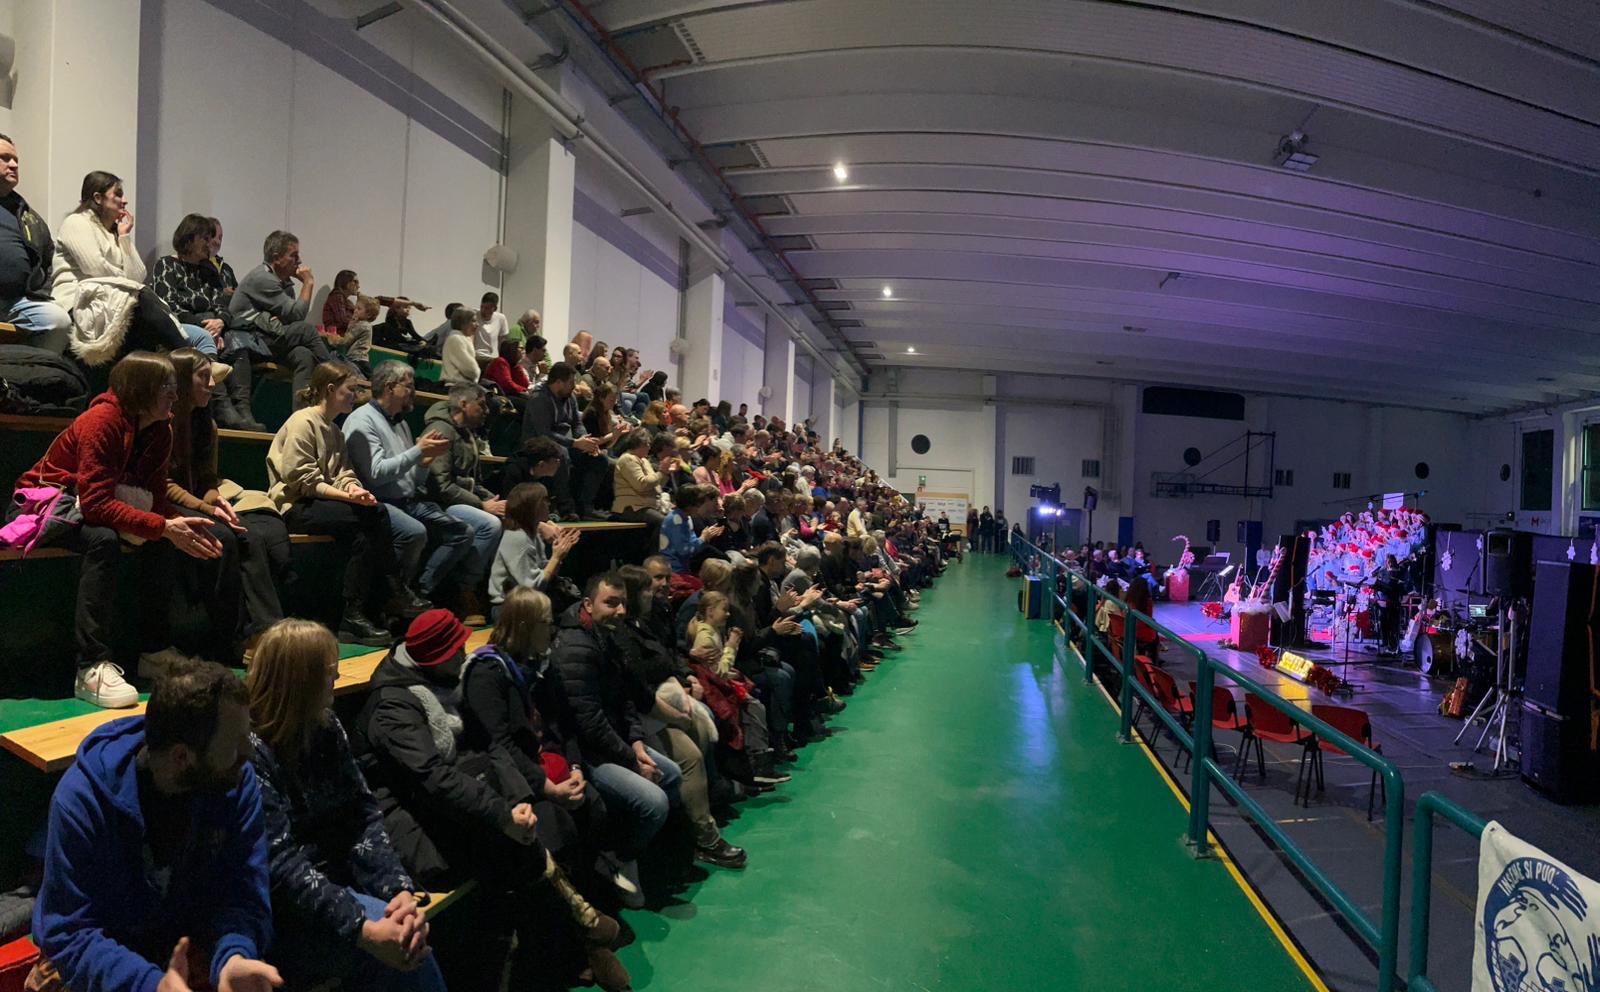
1195, 565, 1235, 602
1453, 602, 1518, 773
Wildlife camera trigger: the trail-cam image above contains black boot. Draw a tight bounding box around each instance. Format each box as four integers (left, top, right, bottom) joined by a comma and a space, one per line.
383, 583, 431, 622
223, 359, 268, 431
339, 604, 390, 646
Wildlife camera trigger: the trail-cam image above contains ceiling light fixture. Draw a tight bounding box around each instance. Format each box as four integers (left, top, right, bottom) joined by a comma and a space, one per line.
1274, 130, 1318, 172
881, 286, 893, 298
832, 163, 849, 181
907, 346, 916, 354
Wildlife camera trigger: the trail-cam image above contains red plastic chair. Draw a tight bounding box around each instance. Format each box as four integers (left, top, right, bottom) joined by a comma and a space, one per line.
1132, 666, 1195, 768
1240, 693, 1314, 794
1308, 704, 1385, 821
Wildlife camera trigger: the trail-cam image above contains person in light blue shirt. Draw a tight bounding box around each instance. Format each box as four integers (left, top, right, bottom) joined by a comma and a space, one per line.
343, 360, 471, 603
660, 482, 725, 573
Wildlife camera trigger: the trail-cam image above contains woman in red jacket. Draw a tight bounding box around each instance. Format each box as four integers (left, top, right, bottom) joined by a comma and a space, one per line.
485, 338, 530, 400
9, 351, 224, 707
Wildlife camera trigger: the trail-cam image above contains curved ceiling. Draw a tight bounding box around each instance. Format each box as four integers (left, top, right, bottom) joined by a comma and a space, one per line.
539, 0, 1600, 413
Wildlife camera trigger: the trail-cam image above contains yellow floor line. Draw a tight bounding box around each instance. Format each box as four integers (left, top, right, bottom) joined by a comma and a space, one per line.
1071, 641, 1333, 992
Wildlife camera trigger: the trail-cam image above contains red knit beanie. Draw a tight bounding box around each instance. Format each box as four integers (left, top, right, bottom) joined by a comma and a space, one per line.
405, 609, 470, 668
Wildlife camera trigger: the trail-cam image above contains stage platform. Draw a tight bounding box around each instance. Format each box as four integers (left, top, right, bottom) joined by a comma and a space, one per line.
1110, 600, 1600, 992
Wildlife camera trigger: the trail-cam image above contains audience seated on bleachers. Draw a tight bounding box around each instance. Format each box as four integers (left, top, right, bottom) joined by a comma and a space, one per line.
344, 361, 475, 615
0, 133, 74, 352
31, 658, 281, 992
10, 351, 227, 707
150, 213, 265, 429
267, 361, 414, 646
2, 280, 955, 991
485, 337, 530, 400
352, 608, 631, 991
228, 230, 338, 406
245, 619, 446, 992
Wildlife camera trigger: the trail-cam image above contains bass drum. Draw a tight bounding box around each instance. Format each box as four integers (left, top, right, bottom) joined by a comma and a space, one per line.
1415, 630, 1456, 677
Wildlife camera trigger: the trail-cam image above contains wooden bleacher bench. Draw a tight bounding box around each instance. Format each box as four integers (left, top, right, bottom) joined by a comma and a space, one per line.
0, 322, 20, 344
216, 427, 275, 444
0, 631, 490, 773
555, 520, 646, 532
0, 534, 333, 563
0, 413, 72, 433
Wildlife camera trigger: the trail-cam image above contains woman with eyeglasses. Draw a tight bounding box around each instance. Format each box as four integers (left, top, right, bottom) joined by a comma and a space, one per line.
7, 351, 225, 708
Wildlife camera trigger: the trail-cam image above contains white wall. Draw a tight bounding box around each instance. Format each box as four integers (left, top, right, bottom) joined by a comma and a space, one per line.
568, 220, 678, 379
0, 1, 16, 138
142, 0, 501, 311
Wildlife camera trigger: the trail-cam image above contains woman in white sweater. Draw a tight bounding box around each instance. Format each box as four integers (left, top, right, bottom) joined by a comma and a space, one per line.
440, 306, 480, 386
51, 171, 216, 365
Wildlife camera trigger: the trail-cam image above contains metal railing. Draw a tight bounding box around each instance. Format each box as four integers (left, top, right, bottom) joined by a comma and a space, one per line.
1011, 532, 1408, 991
1407, 792, 1487, 992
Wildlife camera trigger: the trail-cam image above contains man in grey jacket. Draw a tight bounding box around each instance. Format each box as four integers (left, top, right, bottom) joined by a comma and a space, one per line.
227, 229, 336, 405
343, 360, 470, 610
520, 362, 594, 520
424, 382, 505, 618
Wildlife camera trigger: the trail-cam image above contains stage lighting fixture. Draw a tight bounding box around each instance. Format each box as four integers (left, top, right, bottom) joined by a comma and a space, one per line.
1274, 130, 1318, 172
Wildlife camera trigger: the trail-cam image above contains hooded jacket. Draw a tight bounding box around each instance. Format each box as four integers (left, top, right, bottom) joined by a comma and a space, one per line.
551, 602, 646, 770
350, 647, 533, 885
32, 717, 271, 992
17, 391, 173, 542
423, 399, 492, 509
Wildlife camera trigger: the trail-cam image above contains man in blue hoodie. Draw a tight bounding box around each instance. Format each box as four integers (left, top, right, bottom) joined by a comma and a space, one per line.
31, 657, 280, 992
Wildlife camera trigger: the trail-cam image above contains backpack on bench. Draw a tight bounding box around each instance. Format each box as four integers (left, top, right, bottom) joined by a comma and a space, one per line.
0, 346, 90, 418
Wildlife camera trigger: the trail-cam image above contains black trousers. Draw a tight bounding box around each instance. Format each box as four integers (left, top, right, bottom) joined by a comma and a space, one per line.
282, 497, 396, 608
170, 518, 246, 666
267, 321, 334, 406
61, 525, 172, 668
237, 511, 289, 637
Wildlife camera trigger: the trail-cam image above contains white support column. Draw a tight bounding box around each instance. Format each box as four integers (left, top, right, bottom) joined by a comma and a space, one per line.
677, 255, 724, 404
762, 315, 795, 422
810, 374, 835, 442
503, 88, 575, 346
13, 0, 143, 224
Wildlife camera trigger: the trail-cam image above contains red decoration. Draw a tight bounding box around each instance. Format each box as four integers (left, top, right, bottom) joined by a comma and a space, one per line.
1256, 645, 1278, 669
1201, 601, 1225, 621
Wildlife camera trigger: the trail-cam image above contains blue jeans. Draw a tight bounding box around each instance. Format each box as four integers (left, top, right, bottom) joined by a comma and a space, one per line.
3, 297, 73, 354
276, 890, 447, 992
180, 323, 219, 356
589, 745, 682, 859
383, 498, 472, 597
444, 503, 502, 588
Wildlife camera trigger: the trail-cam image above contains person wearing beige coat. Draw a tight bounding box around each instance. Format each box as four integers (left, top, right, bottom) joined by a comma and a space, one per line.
265, 361, 412, 645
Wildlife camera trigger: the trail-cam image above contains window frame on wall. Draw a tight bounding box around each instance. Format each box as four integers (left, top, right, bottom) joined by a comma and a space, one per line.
1582, 423, 1600, 512
1521, 428, 1554, 513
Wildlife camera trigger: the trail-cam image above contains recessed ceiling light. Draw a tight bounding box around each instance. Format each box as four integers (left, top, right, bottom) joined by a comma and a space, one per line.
832, 163, 849, 181
907, 346, 916, 354
881, 285, 893, 298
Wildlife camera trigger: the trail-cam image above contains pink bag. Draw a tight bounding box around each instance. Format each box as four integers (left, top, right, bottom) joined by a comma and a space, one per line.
0, 486, 81, 555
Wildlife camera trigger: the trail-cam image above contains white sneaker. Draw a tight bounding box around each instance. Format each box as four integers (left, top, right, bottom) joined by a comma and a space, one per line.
76, 662, 140, 709
596, 852, 644, 908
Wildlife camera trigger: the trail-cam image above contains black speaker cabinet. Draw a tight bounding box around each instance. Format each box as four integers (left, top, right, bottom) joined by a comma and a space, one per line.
1525, 560, 1599, 713
1521, 701, 1599, 804
1484, 530, 1534, 598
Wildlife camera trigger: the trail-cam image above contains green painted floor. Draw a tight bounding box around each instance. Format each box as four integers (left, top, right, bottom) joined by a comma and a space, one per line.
618, 554, 1319, 991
